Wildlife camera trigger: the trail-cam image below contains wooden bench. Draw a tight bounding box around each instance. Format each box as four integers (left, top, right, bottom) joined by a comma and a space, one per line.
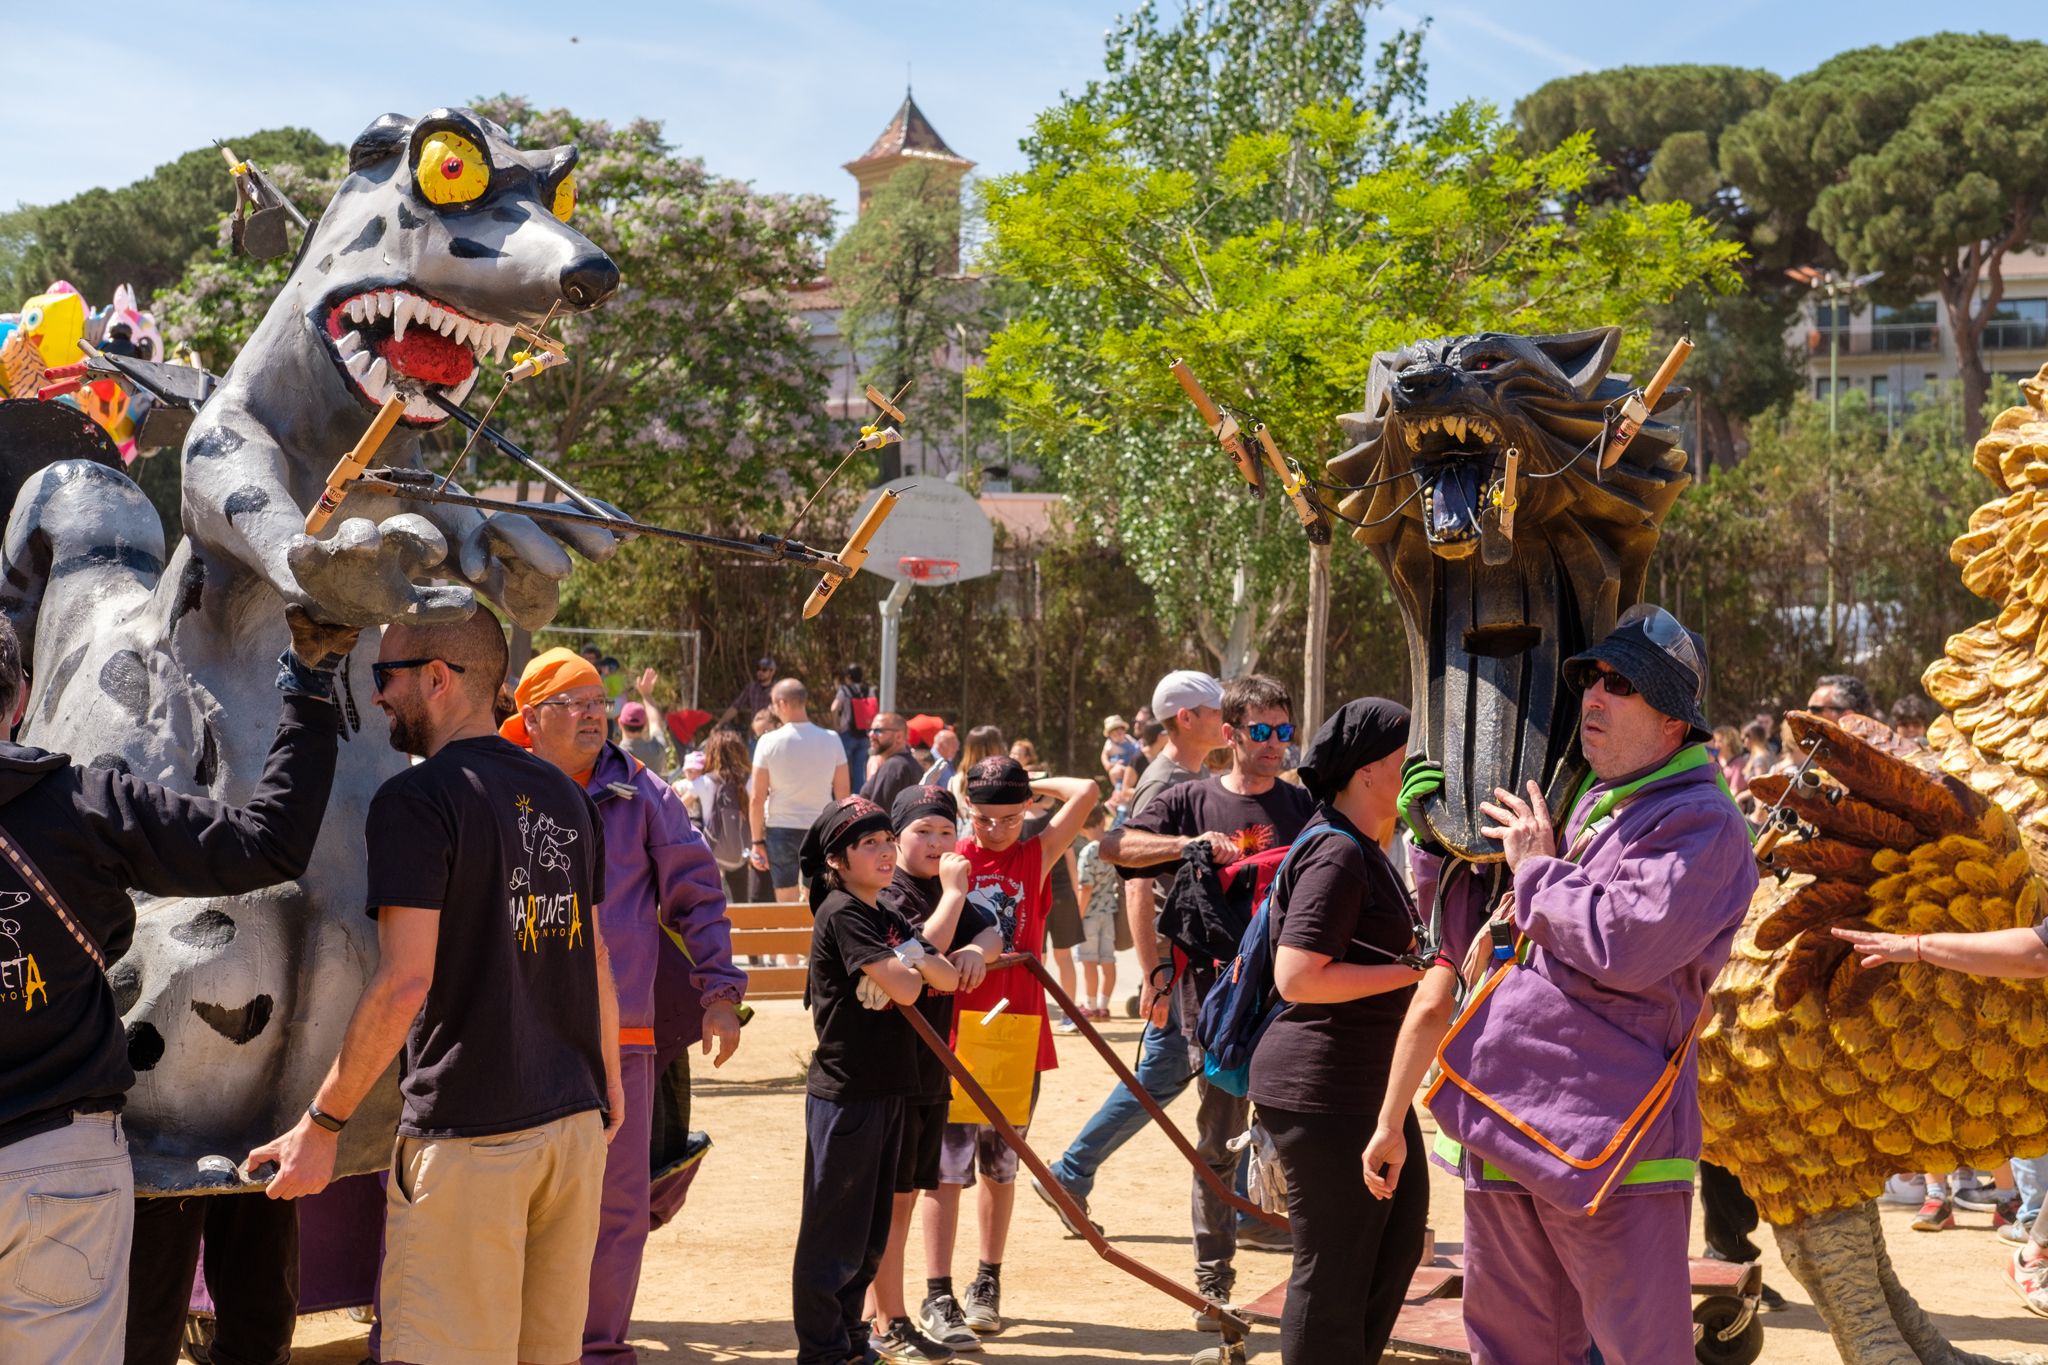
727, 901, 811, 1000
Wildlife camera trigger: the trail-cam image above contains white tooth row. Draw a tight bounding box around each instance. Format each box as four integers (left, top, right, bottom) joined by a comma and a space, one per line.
1409, 413, 1500, 445
339, 334, 483, 421
342, 289, 515, 363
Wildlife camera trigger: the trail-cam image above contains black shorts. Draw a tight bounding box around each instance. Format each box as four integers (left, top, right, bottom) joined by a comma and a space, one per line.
896, 1098, 951, 1193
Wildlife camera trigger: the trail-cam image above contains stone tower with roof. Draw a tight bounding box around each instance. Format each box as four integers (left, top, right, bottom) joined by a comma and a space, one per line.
843, 88, 974, 270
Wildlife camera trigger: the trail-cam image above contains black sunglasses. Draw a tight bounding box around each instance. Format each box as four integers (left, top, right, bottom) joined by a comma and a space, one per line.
1589, 665, 1637, 698
372, 657, 467, 692
1241, 722, 1295, 743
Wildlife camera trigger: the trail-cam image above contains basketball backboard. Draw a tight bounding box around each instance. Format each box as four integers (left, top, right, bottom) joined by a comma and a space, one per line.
855, 476, 994, 585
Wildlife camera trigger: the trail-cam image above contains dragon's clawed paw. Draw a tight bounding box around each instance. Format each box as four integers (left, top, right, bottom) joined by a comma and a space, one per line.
286, 514, 475, 626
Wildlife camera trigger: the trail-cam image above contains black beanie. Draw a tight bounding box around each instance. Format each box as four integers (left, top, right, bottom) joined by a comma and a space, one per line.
1299, 697, 1411, 804
964, 755, 1032, 805
799, 796, 893, 910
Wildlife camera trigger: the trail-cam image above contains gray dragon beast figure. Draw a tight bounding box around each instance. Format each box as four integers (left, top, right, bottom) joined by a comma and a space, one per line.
0, 107, 623, 1189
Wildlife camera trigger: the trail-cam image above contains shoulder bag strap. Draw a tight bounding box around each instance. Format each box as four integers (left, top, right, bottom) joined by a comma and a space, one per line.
0, 822, 105, 971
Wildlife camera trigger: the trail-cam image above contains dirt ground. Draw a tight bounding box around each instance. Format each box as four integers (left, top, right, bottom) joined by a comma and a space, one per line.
291, 996, 2048, 1364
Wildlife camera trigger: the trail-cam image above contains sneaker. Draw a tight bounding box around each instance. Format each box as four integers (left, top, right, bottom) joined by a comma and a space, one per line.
1956, 1183, 2016, 1213
1052, 1014, 1081, 1034
1758, 1282, 1787, 1312
1994, 1195, 2026, 1230
1911, 1195, 1955, 1231
1234, 1217, 1292, 1253
873, 1317, 955, 1363
2004, 1217, 2039, 1245
1191, 1272, 1235, 1332
1881, 1173, 1928, 1205
918, 1295, 982, 1354
1031, 1171, 1103, 1239
2009, 1247, 2048, 1317
961, 1273, 1003, 1334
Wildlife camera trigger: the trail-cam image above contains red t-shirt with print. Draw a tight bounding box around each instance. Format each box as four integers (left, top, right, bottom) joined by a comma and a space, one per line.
952, 832, 1058, 1072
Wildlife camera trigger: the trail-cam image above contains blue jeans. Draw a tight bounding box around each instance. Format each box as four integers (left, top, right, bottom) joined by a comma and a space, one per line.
1049, 1005, 1195, 1200
2016, 1156, 2046, 1226
840, 733, 869, 792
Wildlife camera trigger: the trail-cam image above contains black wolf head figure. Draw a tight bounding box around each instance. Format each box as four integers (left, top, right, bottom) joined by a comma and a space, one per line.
1326, 328, 1690, 858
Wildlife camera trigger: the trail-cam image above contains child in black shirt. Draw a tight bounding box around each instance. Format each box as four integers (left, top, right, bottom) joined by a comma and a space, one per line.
794, 797, 960, 1365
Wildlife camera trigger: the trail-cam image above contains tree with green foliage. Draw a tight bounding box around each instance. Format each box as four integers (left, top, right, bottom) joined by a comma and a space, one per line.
974, 1, 1740, 678
1516, 65, 1797, 467
1720, 32, 2048, 442
0, 128, 338, 306
827, 163, 982, 482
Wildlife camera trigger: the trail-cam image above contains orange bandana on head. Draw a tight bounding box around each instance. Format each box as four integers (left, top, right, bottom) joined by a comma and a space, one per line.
499, 647, 604, 747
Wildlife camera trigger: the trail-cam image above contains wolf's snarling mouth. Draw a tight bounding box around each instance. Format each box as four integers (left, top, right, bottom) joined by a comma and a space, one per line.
321, 286, 518, 423
1395, 411, 1509, 557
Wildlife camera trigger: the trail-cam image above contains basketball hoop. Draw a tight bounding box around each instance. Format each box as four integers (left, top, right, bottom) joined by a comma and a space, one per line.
899, 556, 960, 584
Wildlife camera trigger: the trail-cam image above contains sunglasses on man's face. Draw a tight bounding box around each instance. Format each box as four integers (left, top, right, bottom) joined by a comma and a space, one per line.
1240, 722, 1295, 743
1589, 666, 1638, 698
371, 658, 467, 692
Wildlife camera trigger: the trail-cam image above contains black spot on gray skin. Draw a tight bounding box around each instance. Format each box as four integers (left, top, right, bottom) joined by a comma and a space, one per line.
87, 754, 131, 776
193, 720, 217, 787
42, 642, 87, 721
317, 254, 335, 275
223, 487, 270, 523
396, 201, 424, 231
490, 207, 523, 225
172, 909, 236, 949
340, 217, 386, 255
52, 545, 161, 579
99, 650, 149, 719
170, 557, 205, 626
188, 427, 245, 462
108, 959, 142, 1016
191, 995, 273, 1045
449, 237, 505, 260
126, 1021, 165, 1071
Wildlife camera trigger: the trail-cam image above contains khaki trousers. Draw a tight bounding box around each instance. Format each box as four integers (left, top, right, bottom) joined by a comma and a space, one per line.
0, 1112, 133, 1365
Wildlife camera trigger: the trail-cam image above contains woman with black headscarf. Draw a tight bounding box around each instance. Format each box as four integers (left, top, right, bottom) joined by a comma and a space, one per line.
1247, 697, 1430, 1364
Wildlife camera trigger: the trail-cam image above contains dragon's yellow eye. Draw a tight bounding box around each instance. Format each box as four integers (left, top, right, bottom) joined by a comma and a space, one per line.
552, 174, 576, 222
416, 130, 490, 207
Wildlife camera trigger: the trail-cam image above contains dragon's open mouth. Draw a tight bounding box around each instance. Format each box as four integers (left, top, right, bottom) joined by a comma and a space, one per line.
321, 287, 517, 424
1398, 411, 1509, 557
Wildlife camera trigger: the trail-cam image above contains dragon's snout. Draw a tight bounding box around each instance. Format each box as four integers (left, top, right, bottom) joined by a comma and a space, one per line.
561, 255, 620, 310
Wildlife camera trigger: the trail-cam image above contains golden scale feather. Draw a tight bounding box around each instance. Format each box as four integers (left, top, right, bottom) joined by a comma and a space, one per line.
1701, 366, 2048, 1225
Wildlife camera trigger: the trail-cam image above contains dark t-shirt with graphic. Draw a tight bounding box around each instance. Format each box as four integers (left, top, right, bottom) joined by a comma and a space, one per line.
807, 888, 923, 1101
880, 868, 996, 1102
366, 736, 608, 1139
1119, 774, 1317, 877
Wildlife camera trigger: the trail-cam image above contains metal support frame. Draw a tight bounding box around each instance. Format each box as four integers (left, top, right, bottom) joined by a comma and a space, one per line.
877, 578, 914, 715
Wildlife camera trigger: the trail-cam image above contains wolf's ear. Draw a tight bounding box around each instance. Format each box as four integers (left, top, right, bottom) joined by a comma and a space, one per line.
1531, 328, 1621, 399
349, 114, 413, 172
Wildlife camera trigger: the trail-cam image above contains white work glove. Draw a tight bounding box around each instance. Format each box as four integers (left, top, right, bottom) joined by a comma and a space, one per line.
857, 973, 892, 1011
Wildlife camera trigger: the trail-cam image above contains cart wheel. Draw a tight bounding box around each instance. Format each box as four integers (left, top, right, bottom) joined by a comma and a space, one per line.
182, 1311, 216, 1364
1693, 1294, 1763, 1365
1189, 1345, 1246, 1365
1125, 993, 1141, 1018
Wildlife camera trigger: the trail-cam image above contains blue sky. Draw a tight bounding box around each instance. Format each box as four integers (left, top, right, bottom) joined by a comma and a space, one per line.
5, 2, 2036, 228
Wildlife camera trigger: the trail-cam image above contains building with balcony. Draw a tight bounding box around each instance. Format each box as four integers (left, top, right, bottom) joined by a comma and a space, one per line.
1794, 248, 2048, 414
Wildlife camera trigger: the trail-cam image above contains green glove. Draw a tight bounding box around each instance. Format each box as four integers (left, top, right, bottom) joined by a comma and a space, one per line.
1398, 756, 1446, 847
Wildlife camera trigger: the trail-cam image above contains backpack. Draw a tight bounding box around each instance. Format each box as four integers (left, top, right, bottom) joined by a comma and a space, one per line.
705, 776, 748, 871
1156, 841, 1286, 1005
1194, 826, 1358, 1096
841, 684, 878, 733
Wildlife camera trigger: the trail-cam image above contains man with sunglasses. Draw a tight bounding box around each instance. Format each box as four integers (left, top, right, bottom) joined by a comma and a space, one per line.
250, 612, 624, 1365
862, 712, 923, 812
1039, 674, 1315, 1324
1363, 605, 1757, 1365
1806, 672, 1872, 723
501, 647, 745, 1363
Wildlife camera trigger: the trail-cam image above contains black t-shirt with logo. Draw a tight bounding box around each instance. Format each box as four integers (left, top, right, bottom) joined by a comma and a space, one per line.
1249, 805, 1417, 1114
879, 869, 996, 1102
365, 736, 608, 1139
807, 888, 924, 1102
1118, 774, 1317, 879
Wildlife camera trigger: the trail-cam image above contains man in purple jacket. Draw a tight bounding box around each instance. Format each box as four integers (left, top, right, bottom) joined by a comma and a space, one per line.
507, 648, 746, 1363
1362, 606, 1757, 1365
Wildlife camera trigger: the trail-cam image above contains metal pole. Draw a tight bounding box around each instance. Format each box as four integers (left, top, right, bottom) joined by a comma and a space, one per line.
877, 578, 913, 714
1825, 278, 1840, 656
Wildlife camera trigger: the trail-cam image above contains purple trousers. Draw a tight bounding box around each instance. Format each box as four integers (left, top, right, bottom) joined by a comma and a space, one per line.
584, 1051, 656, 1363
1462, 1188, 1693, 1365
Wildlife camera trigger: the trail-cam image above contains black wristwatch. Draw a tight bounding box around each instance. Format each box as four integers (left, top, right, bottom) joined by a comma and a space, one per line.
307, 1104, 348, 1133
752, 839, 768, 848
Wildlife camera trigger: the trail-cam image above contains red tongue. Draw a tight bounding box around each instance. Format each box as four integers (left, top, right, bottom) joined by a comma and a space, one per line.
374, 328, 475, 387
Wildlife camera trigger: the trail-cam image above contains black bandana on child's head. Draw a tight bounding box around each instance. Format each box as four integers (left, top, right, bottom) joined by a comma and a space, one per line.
800, 796, 893, 910
891, 784, 958, 834
964, 755, 1031, 805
